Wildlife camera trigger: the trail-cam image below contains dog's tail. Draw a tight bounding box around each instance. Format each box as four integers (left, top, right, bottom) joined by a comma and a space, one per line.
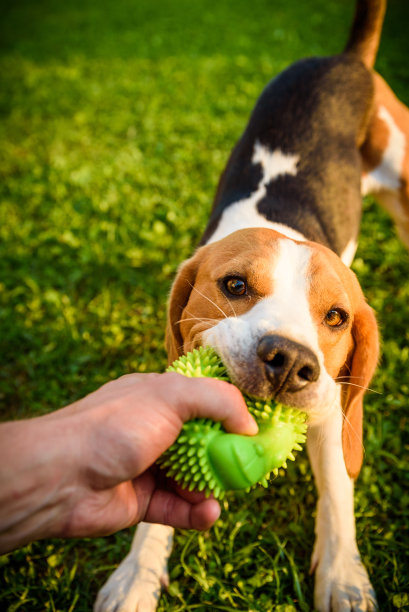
344, 0, 387, 68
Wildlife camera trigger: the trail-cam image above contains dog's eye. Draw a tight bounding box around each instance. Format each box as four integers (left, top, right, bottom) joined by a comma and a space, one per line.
224, 277, 247, 296
325, 308, 348, 328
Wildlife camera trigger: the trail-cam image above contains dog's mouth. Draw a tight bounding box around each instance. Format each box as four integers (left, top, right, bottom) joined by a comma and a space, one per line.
200, 321, 341, 423
214, 349, 313, 407
225, 360, 339, 424
200, 338, 337, 422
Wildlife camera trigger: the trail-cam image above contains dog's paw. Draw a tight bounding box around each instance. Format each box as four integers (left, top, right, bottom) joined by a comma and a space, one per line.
311, 546, 377, 612
94, 552, 168, 612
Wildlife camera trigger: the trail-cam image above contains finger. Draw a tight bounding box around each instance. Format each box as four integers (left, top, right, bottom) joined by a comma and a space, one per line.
162, 373, 258, 435
190, 498, 221, 530
131, 471, 212, 522
173, 481, 211, 503
143, 488, 221, 530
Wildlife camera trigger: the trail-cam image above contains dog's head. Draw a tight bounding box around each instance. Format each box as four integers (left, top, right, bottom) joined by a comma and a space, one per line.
166, 228, 379, 478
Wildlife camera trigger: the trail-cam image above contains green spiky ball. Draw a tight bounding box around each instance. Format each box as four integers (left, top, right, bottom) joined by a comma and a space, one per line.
159, 347, 307, 498
167, 348, 229, 381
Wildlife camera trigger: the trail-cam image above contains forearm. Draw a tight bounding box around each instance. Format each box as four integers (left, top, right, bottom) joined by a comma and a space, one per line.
0, 373, 256, 550
0, 415, 80, 553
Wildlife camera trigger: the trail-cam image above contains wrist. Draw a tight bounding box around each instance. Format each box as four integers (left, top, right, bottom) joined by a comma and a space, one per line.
0, 412, 83, 553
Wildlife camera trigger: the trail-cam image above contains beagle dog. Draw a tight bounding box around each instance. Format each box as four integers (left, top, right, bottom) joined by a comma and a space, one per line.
95, 0, 409, 610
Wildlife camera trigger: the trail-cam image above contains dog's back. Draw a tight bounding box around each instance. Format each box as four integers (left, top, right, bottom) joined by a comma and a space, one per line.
201, 0, 389, 264
202, 55, 373, 255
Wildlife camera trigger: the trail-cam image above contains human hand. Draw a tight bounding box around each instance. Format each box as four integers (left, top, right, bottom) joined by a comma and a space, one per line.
0, 372, 257, 552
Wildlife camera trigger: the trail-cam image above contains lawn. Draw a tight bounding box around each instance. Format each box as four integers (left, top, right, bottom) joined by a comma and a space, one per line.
1, 0, 408, 610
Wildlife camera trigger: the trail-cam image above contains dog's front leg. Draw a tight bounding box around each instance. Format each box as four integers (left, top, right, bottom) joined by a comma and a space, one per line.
94, 522, 173, 612
307, 406, 377, 612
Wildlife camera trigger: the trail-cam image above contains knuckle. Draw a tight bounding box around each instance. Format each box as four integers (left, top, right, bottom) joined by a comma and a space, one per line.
162, 495, 177, 527
162, 371, 183, 385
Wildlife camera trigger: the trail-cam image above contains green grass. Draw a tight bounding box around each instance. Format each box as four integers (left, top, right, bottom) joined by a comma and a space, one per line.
1, 0, 409, 610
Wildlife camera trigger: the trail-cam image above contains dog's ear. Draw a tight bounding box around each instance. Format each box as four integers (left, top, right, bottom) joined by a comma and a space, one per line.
342, 300, 379, 479
165, 252, 201, 365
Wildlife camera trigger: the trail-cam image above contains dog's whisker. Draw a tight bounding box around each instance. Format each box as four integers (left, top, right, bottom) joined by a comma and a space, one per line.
187, 282, 229, 319
222, 294, 237, 318
336, 375, 369, 380
182, 308, 221, 327
341, 411, 365, 453
341, 362, 352, 376
335, 380, 381, 394
175, 316, 219, 324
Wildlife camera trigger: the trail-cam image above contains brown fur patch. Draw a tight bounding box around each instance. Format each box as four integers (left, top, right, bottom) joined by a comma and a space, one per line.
308, 248, 355, 379
361, 105, 390, 174
307, 242, 379, 478
166, 228, 281, 361
344, 0, 386, 69
362, 72, 409, 246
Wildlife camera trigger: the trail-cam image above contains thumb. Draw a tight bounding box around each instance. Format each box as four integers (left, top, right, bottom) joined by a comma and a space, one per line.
161, 372, 258, 435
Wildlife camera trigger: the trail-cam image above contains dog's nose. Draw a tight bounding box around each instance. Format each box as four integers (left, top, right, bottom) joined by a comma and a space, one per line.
257, 334, 320, 393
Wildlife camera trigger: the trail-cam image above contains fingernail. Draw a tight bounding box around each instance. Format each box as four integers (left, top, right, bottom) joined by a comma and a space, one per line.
246, 417, 259, 436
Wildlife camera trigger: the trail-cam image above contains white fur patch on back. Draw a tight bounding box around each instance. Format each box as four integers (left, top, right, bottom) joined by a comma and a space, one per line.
207, 141, 303, 244
252, 140, 299, 183
361, 105, 406, 195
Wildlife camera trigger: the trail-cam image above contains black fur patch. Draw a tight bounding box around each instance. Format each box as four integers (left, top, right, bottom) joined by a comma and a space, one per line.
201, 54, 373, 255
